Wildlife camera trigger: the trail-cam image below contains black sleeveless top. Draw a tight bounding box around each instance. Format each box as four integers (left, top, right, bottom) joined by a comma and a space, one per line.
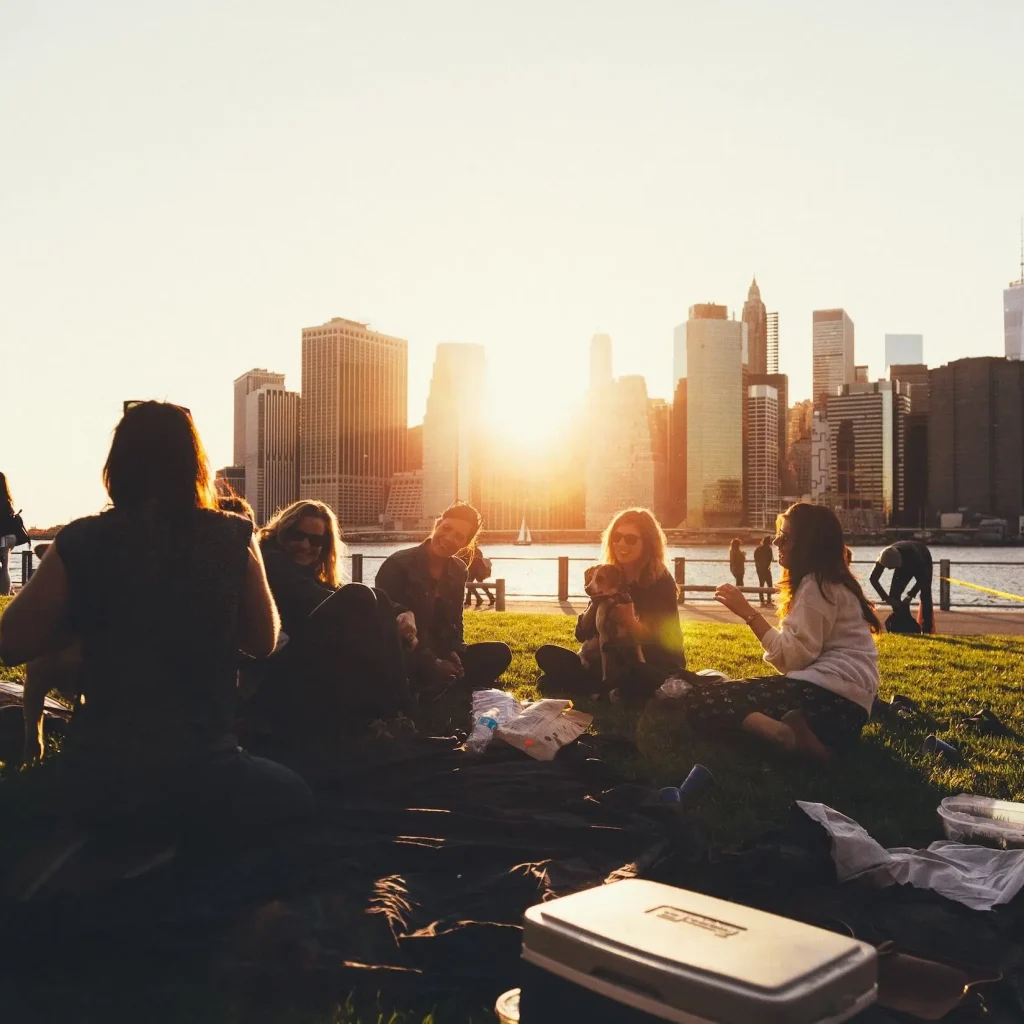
55, 505, 252, 763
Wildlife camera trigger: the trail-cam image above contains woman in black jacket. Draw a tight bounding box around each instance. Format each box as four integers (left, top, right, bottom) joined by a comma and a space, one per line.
252, 501, 414, 741
535, 507, 685, 702
375, 502, 511, 699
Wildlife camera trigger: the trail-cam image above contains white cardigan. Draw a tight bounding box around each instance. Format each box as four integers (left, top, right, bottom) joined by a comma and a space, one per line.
759, 576, 879, 713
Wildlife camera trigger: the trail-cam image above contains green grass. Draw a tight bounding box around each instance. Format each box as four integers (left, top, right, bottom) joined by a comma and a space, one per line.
3, 601, 1024, 1020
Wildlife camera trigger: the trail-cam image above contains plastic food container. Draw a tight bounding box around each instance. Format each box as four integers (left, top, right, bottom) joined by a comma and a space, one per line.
520, 879, 877, 1023
938, 795, 1024, 847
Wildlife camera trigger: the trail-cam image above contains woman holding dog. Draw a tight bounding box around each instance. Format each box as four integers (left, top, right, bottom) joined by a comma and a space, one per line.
0, 472, 27, 596
535, 507, 685, 702
692, 502, 880, 763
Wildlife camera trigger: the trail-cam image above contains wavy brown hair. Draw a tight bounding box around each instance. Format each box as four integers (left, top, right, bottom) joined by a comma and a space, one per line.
0, 473, 13, 517
776, 502, 880, 632
103, 402, 217, 514
599, 507, 672, 588
260, 500, 344, 588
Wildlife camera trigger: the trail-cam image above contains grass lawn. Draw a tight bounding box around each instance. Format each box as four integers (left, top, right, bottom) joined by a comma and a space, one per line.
463, 613, 1024, 848
2, 601, 1024, 1021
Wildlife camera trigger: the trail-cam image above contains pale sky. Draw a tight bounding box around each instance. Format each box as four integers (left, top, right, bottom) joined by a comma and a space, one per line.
3, 0, 1023, 526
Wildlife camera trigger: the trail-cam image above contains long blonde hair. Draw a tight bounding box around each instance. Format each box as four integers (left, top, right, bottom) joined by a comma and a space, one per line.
260, 500, 344, 588
600, 508, 670, 587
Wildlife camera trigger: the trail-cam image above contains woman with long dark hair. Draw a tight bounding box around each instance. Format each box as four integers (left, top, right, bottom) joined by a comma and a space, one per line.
0, 402, 313, 861
534, 507, 685, 702
679, 502, 880, 762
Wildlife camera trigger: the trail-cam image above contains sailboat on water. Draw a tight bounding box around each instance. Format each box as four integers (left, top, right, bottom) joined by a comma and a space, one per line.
515, 516, 533, 546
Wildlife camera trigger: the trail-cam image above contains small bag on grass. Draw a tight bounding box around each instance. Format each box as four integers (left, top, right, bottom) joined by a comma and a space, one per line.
470, 688, 593, 761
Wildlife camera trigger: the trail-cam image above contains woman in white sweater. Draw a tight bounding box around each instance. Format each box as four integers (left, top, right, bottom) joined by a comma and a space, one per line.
685, 502, 881, 763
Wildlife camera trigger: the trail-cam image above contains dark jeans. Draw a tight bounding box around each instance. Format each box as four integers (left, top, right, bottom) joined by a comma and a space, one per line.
413, 641, 512, 696
59, 746, 314, 836
733, 572, 744, 587
535, 643, 680, 703
249, 583, 413, 744
756, 568, 773, 605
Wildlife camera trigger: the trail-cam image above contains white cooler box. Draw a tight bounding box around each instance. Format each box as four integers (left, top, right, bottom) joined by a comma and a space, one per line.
519, 879, 877, 1024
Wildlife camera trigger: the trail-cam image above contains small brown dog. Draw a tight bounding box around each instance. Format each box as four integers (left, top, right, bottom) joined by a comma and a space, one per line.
583, 564, 645, 688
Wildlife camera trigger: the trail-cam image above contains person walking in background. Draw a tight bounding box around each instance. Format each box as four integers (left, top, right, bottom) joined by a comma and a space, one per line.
0, 473, 29, 596
869, 540, 934, 633
375, 502, 511, 700
535, 507, 685, 703
729, 538, 746, 588
753, 535, 774, 606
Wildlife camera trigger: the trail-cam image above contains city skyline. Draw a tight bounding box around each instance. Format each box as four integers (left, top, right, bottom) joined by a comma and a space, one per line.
5, 2, 1024, 525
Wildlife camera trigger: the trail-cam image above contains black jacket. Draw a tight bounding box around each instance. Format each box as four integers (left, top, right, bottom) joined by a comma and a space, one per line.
753, 543, 773, 574
260, 539, 336, 638
375, 541, 468, 663
575, 568, 685, 672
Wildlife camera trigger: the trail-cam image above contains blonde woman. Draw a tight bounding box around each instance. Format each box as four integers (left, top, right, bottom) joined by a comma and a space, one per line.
534, 507, 685, 702
252, 501, 415, 742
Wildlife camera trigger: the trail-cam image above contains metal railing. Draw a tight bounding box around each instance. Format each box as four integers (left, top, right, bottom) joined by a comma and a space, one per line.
11, 549, 1021, 612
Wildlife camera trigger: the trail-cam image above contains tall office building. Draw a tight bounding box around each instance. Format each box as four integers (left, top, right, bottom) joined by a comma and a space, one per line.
766, 312, 779, 374
748, 372, 789, 498
884, 334, 923, 370
686, 304, 744, 526
300, 317, 407, 526
824, 380, 909, 522
233, 369, 285, 466
672, 323, 687, 388
648, 398, 671, 524
245, 385, 301, 525
421, 343, 486, 520
742, 278, 768, 376
812, 309, 855, 409
1005, 288, 1024, 361
929, 357, 1024, 530
889, 363, 930, 414
747, 385, 780, 529
855, 365, 869, 384
669, 378, 687, 527
214, 465, 245, 498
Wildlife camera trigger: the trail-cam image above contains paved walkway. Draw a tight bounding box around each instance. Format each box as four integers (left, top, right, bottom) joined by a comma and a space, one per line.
466, 599, 1024, 637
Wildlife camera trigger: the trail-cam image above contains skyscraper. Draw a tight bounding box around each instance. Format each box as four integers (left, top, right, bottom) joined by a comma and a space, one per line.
929, 357, 1024, 530
300, 317, 408, 526
685, 304, 744, 526
672, 324, 687, 388
748, 372, 789, 498
884, 334, 923, 369
421, 343, 486, 520
1005, 288, 1024, 361
233, 369, 285, 466
244, 385, 300, 525
648, 398, 671, 524
766, 312, 779, 374
747, 385, 780, 530
742, 278, 768, 376
824, 380, 909, 521
669, 378, 687, 527
812, 309, 855, 409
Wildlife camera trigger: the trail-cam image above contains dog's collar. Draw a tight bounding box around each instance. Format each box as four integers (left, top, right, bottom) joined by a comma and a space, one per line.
594, 592, 633, 605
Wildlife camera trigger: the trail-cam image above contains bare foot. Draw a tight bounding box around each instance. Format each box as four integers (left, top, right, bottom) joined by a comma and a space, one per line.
781, 710, 833, 767
742, 711, 796, 752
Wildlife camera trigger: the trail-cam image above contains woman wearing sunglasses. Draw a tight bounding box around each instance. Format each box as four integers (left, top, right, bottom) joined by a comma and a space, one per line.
254, 501, 414, 742
535, 507, 685, 702
700, 502, 880, 763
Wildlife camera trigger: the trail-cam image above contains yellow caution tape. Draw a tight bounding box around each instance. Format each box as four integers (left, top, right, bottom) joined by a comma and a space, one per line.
941, 577, 1024, 603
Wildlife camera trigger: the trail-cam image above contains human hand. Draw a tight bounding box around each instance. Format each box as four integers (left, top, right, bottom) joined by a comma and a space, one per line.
448, 651, 465, 678
396, 611, 418, 649
433, 658, 461, 682
714, 583, 755, 621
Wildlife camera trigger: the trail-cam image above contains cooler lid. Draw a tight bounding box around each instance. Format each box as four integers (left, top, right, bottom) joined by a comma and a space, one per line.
525, 879, 866, 993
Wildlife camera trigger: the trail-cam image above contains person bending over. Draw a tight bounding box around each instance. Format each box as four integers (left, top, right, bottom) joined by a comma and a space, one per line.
375, 502, 511, 700
535, 507, 685, 702
870, 540, 934, 633
251, 501, 415, 742
0, 402, 313, 866
694, 502, 880, 763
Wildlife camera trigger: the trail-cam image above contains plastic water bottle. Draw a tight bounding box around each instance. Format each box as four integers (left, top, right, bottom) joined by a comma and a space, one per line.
466, 707, 500, 753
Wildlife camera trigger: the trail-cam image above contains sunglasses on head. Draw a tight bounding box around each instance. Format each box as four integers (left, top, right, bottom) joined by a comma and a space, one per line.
123, 400, 192, 417
611, 532, 641, 547
282, 527, 329, 548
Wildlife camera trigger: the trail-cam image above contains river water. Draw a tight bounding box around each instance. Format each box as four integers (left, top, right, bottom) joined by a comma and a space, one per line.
344, 542, 1024, 609
10, 541, 1022, 607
